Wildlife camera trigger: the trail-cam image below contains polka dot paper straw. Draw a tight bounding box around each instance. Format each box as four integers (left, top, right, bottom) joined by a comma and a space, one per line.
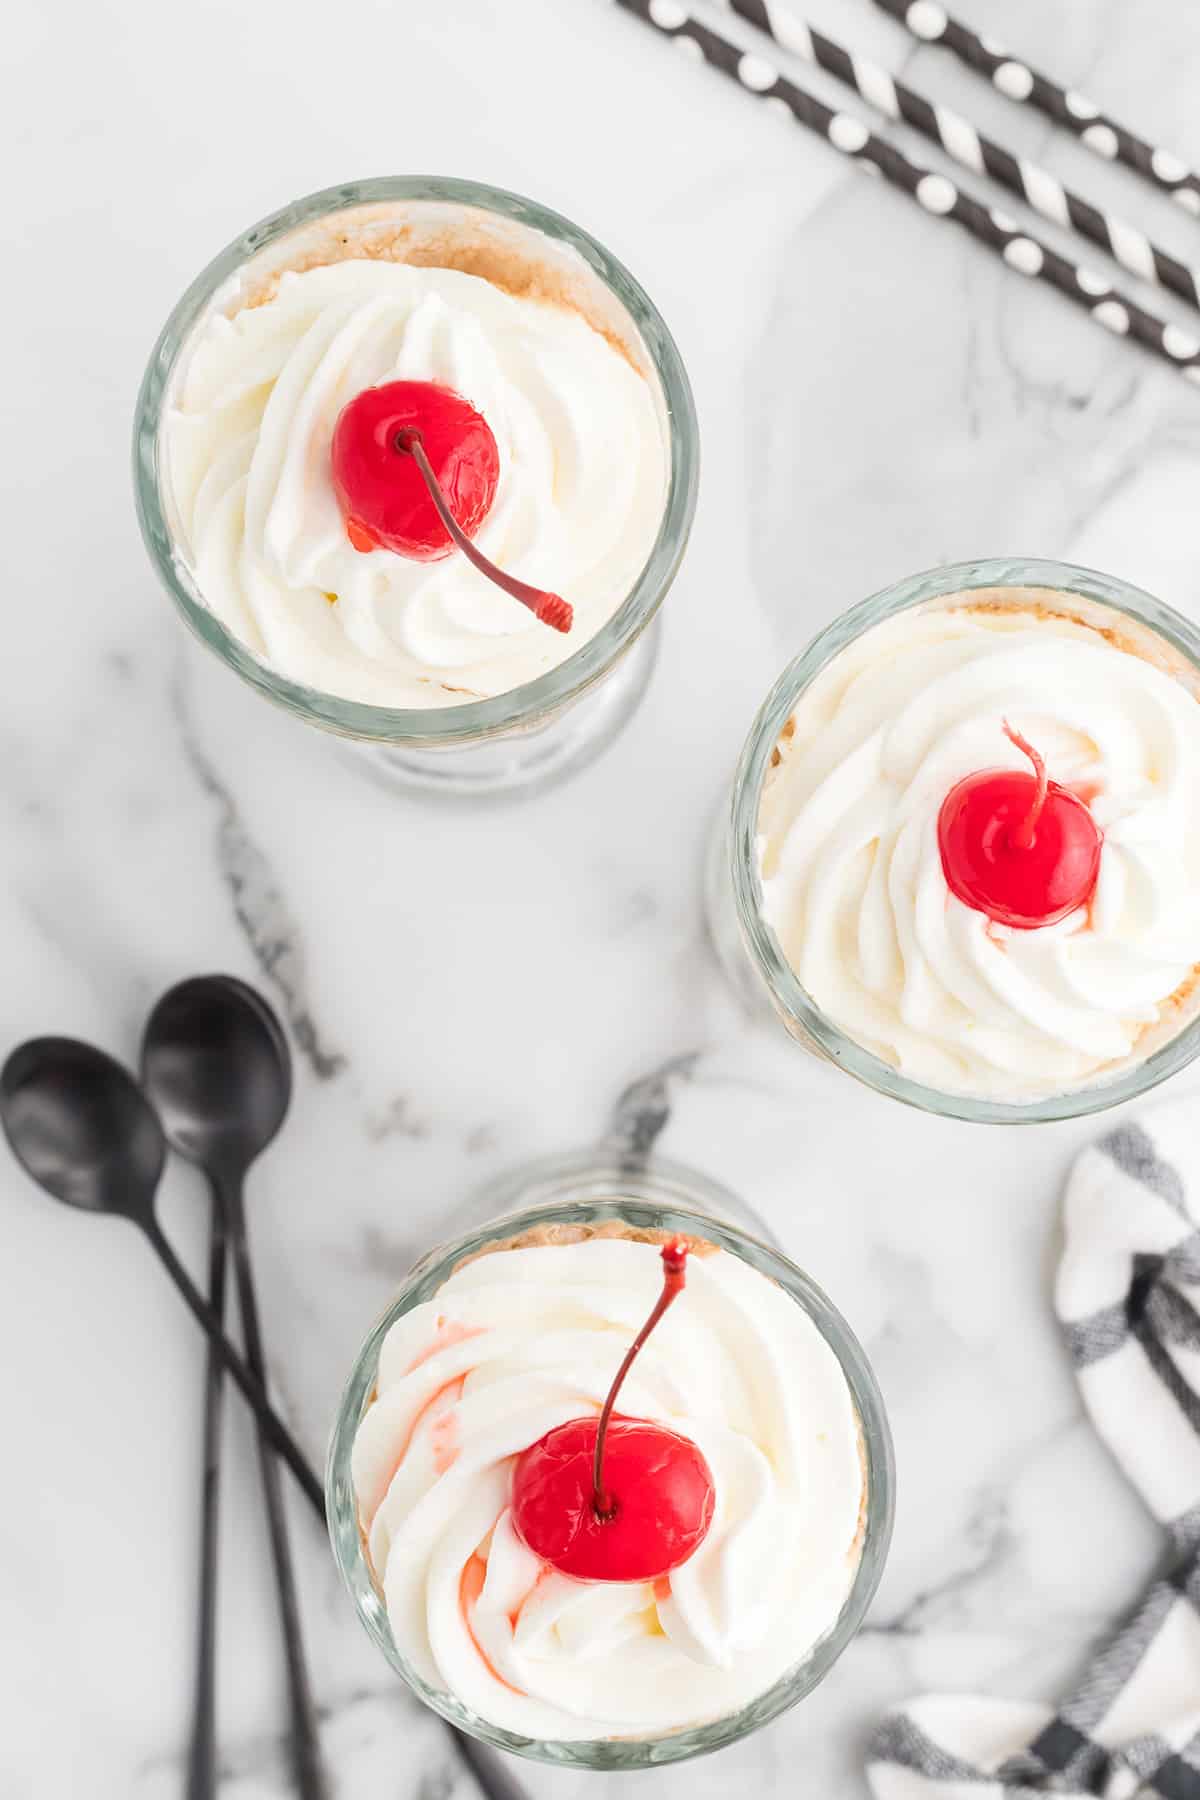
872, 0, 1200, 218
614, 0, 1200, 383
726, 0, 1200, 313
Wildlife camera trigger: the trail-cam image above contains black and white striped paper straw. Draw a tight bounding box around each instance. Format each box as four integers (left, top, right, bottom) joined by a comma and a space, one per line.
615, 0, 1200, 382
872, 0, 1200, 217
726, 0, 1200, 312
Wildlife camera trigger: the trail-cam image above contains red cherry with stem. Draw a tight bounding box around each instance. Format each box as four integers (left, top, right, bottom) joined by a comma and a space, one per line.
937, 721, 1103, 929
510, 1241, 715, 1582
331, 380, 497, 561
510, 1417, 714, 1583
330, 379, 572, 633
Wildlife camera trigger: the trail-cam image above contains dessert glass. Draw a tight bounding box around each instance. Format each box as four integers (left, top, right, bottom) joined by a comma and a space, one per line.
133, 176, 698, 799
707, 556, 1200, 1124
327, 1149, 894, 1769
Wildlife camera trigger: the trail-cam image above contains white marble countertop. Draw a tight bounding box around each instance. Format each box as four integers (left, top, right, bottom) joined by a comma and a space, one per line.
7, 0, 1200, 1793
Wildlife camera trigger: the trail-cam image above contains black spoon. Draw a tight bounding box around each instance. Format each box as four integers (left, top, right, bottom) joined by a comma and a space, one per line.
180, 1070, 229, 1800
142, 977, 326, 1800
0, 1038, 323, 1513
2, 1033, 523, 1800
139, 984, 527, 1800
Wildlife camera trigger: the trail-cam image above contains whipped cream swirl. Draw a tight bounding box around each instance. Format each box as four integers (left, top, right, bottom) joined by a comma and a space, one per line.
351, 1235, 864, 1740
165, 260, 668, 706
758, 593, 1200, 1101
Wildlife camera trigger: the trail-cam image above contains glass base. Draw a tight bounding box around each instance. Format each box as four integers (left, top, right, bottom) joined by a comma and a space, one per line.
346, 619, 661, 800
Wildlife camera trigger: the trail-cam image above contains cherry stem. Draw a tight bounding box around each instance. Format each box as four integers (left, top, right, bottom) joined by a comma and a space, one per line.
592, 1240, 690, 1521
1003, 720, 1049, 851
394, 430, 573, 634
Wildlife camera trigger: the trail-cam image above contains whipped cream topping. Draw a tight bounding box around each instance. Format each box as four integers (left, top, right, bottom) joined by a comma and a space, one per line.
165, 259, 668, 706
758, 591, 1200, 1101
351, 1234, 864, 1740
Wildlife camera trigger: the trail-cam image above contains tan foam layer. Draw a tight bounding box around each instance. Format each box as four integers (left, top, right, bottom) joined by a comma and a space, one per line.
216, 198, 652, 379
941, 586, 1200, 699
451, 1214, 720, 1277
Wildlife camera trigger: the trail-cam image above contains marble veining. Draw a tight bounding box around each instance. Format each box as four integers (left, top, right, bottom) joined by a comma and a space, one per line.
6, 0, 1200, 1794
171, 667, 348, 1082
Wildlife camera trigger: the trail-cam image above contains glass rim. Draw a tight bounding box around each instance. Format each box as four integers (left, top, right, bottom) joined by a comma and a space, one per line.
730, 555, 1200, 1125
132, 174, 699, 744
325, 1150, 895, 1768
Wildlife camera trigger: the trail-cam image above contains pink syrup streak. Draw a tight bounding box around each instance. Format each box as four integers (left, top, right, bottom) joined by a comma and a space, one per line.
402, 1317, 485, 1375
362, 1374, 467, 1530
431, 1408, 460, 1474
460, 1552, 526, 1696
506, 1564, 554, 1633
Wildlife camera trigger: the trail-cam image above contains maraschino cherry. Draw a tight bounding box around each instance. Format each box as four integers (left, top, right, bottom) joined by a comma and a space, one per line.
511, 1241, 715, 1583
330, 379, 571, 632
937, 721, 1102, 929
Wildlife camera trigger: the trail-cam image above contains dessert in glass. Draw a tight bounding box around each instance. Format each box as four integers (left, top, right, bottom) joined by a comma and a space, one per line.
708, 557, 1200, 1123
327, 1152, 893, 1768
134, 176, 698, 797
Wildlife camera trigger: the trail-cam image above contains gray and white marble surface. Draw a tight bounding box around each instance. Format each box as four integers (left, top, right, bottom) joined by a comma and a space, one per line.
6, 0, 1200, 1793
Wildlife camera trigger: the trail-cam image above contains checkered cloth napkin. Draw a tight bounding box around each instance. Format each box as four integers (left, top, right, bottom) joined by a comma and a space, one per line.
868, 1105, 1200, 1800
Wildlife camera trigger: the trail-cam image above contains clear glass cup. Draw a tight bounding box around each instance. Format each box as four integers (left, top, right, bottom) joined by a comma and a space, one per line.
133, 176, 699, 799
708, 556, 1200, 1124
326, 1148, 894, 1769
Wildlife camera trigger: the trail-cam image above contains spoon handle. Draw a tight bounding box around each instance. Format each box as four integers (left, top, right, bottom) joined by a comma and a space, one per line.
218, 1171, 328, 1800
186, 1194, 227, 1800
142, 1217, 325, 1516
